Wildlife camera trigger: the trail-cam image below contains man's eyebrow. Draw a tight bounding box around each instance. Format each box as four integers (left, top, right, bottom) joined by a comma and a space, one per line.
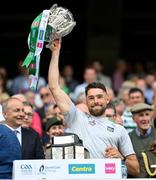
88, 94, 104, 97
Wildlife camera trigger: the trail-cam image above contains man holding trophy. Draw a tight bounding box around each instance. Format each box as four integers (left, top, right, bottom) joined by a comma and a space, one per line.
47, 29, 140, 179
22, 3, 139, 178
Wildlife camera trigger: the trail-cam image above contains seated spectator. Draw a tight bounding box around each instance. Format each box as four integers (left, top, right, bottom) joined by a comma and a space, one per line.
71, 66, 97, 102
104, 102, 123, 125
45, 117, 73, 159
122, 87, 145, 133
24, 89, 38, 110
75, 92, 89, 114
43, 104, 68, 144
45, 104, 54, 119
129, 103, 156, 178
59, 75, 70, 94
44, 117, 89, 159
112, 59, 127, 95
22, 101, 42, 137
144, 73, 155, 105
106, 87, 115, 101
91, 59, 112, 88
0, 73, 10, 103
9, 60, 47, 95
46, 117, 65, 138
36, 86, 55, 125
62, 64, 79, 93
111, 97, 125, 116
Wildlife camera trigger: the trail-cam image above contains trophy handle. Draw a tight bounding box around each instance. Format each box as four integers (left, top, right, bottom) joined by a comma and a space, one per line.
142, 152, 156, 176
50, 4, 58, 11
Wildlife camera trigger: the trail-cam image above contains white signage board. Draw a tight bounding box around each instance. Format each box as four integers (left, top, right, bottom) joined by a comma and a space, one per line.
13, 159, 121, 180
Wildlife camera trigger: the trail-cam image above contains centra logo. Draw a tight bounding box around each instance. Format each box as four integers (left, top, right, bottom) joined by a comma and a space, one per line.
68, 164, 95, 174
20, 164, 32, 170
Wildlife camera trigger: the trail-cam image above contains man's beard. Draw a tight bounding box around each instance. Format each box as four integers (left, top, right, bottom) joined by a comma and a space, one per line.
89, 106, 105, 116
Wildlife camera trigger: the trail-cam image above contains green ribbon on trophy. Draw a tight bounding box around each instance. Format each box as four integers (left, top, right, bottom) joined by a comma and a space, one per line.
22, 10, 50, 90
22, 4, 76, 91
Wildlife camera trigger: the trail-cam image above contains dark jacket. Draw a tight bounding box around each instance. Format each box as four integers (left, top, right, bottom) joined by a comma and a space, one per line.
22, 127, 45, 159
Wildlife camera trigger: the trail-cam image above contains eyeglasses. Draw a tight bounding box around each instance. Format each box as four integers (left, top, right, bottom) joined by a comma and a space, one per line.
25, 112, 33, 119
40, 93, 50, 99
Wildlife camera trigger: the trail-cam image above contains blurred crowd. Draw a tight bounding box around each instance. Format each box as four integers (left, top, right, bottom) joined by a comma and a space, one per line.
1, 56, 156, 178
1, 59, 156, 127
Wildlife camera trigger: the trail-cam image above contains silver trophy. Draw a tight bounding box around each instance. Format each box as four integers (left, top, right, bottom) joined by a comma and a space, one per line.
50, 134, 90, 159
45, 4, 76, 48
22, 4, 76, 90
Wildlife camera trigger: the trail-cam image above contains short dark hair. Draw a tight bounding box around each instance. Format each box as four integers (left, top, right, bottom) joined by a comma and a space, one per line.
23, 101, 33, 109
85, 82, 107, 96
111, 98, 124, 106
105, 102, 117, 115
128, 87, 144, 97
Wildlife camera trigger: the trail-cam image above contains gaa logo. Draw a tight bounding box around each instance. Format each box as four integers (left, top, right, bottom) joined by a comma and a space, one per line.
20, 164, 32, 170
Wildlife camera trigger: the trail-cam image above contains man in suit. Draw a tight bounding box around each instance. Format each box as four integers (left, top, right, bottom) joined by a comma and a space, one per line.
0, 124, 21, 179
2, 97, 45, 159
22, 101, 45, 159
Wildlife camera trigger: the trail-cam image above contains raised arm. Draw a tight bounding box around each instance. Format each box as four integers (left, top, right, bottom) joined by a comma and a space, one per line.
48, 39, 72, 113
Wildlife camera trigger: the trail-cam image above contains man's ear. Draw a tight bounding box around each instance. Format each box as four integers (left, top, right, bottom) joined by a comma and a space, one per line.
106, 99, 110, 104
132, 114, 136, 122
106, 95, 110, 104
2, 112, 7, 119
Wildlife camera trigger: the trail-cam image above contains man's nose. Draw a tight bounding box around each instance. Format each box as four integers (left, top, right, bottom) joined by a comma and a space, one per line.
19, 111, 25, 116
24, 114, 29, 119
94, 97, 99, 103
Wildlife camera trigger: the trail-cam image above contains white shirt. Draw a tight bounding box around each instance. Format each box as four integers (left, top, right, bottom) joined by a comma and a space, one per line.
65, 103, 135, 158
4, 124, 22, 145
0, 105, 5, 122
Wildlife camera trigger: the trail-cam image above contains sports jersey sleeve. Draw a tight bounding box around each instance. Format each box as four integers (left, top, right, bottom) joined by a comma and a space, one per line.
64, 102, 87, 128
118, 126, 135, 157
64, 103, 90, 141
64, 102, 77, 126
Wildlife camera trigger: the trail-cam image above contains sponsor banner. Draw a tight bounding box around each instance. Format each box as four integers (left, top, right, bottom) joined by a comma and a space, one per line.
105, 163, 116, 174
13, 159, 121, 180
68, 164, 95, 174
13, 162, 36, 180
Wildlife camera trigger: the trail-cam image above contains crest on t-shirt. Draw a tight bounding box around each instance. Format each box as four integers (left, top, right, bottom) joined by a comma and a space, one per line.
88, 120, 96, 126
107, 126, 114, 132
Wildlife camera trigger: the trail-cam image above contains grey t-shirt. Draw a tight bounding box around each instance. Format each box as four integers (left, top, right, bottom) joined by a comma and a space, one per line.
65, 103, 135, 158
